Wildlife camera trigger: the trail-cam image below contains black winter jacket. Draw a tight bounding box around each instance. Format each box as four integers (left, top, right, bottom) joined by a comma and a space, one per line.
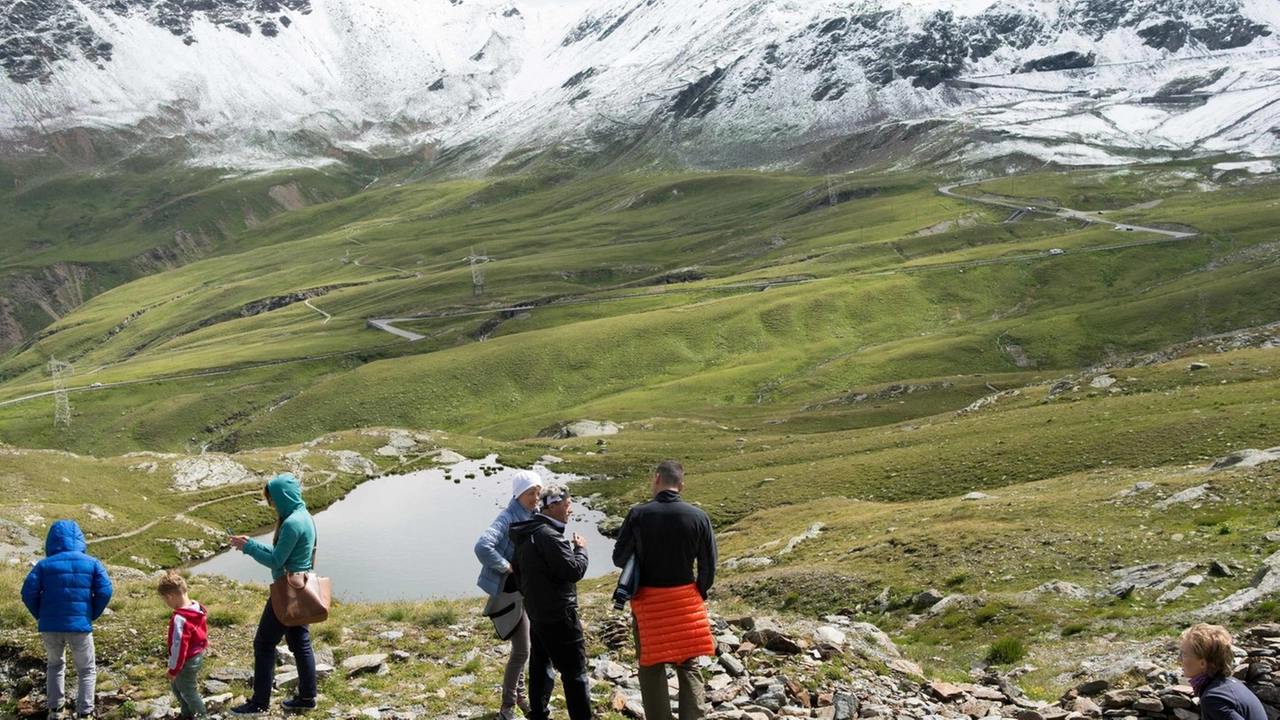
509, 514, 589, 624
612, 489, 716, 598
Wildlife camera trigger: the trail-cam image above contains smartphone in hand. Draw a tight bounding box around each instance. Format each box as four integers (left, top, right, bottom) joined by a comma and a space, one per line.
226, 527, 235, 536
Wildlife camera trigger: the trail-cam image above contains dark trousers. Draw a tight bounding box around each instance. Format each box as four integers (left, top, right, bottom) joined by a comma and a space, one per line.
252, 599, 317, 706
527, 607, 592, 720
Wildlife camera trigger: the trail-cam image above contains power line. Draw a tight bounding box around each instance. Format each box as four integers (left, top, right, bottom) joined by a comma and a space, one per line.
48, 357, 73, 427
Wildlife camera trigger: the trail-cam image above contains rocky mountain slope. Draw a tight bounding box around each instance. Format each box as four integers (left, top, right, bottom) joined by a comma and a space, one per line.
1, 0, 1277, 170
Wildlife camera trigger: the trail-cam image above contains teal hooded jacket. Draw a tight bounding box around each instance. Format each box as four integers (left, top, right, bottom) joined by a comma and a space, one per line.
243, 473, 315, 581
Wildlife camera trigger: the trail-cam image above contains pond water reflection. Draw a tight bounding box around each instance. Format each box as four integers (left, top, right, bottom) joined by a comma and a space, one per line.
190, 457, 615, 601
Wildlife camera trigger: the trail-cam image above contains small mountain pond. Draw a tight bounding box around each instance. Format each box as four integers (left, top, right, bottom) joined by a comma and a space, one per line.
190, 456, 616, 601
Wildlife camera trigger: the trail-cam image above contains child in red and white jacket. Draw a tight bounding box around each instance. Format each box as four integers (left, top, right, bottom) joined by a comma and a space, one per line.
158, 571, 208, 720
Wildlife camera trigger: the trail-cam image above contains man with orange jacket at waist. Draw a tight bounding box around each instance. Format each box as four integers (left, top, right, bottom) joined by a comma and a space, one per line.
612, 460, 717, 720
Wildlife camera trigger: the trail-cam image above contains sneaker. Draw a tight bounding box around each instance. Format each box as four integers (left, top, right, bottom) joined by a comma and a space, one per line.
281, 697, 317, 712
497, 707, 517, 720
230, 702, 268, 717
516, 695, 531, 714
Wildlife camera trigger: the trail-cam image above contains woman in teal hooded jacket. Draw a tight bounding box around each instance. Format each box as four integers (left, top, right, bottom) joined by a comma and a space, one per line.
228, 473, 318, 716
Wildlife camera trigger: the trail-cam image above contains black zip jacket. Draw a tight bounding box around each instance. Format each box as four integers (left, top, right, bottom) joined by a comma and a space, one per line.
509, 514, 589, 623
611, 489, 717, 598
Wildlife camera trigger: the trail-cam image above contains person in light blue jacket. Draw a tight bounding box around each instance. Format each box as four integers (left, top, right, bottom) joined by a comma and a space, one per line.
476, 470, 542, 720
22, 519, 113, 719
229, 473, 317, 717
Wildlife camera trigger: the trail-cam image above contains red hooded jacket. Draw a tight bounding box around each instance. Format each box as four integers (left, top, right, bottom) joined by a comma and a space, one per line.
167, 601, 209, 677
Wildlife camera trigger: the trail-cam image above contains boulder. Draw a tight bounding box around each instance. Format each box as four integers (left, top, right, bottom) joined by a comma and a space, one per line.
558, 420, 620, 439
720, 654, 746, 677
743, 629, 805, 654
1102, 689, 1139, 708
1073, 696, 1102, 716
1212, 448, 1280, 470
1154, 484, 1215, 510
1036, 581, 1091, 601
813, 626, 846, 646
343, 653, 390, 677
1201, 550, 1280, 615
1133, 697, 1165, 713
832, 692, 858, 720
916, 589, 945, 608
434, 449, 467, 463
929, 682, 966, 701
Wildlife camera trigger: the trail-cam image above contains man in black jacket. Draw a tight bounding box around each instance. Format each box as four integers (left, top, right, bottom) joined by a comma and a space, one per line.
510, 484, 592, 720
612, 460, 717, 720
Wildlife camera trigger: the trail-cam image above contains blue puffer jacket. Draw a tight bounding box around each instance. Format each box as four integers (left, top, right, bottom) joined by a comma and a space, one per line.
22, 520, 113, 633
474, 497, 534, 596
243, 473, 316, 581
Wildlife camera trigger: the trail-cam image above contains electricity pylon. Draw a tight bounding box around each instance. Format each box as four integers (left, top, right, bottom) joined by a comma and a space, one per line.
48, 357, 72, 427
466, 248, 492, 296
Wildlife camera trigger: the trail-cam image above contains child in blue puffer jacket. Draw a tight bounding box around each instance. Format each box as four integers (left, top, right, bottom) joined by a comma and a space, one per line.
22, 519, 114, 719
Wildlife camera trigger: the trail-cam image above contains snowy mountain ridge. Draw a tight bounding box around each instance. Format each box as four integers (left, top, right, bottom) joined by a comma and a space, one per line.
1, 0, 1278, 170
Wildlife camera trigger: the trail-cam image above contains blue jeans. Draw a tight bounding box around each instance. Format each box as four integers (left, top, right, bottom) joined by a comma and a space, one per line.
252, 600, 316, 706
42, 632, 96, 716
171, 653, 206, 718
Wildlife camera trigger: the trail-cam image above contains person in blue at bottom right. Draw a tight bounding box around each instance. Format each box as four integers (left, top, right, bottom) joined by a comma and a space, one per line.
1179, 623, 1266, 720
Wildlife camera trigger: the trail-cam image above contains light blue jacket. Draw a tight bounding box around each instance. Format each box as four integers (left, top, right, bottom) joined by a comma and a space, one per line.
243, 474, 315, 581
475, 497, 534, 596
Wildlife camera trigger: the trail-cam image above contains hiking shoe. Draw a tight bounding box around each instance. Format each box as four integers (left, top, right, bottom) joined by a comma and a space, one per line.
230, 702, 268, 717
497, 707, 517, 720
282, 697, 317, 712
516, 695, 531, 714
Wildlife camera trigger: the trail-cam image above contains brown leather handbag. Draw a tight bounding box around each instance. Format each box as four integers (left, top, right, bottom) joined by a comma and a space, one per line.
270, 542, 331, 626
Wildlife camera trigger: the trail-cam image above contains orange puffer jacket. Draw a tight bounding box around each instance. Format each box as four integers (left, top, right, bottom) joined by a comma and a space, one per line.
632, 583, 714, 666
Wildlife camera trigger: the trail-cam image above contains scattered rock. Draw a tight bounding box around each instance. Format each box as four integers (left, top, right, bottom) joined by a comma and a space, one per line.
743, 629, 805, 654
1200, 550, 1280, 615
916, 588, 945, 608
1188, 362, 1210, 371
556, 420, 620, 439
1115, 482, 1154, 497
1211, 448, 1280, 470
813, 626, 846, 647
1153, 484, 1215, 510
1035, 581, 1091, 601
343, 653, 390, 677
780, 523, 824, 554
171, 455, 257, 491
434, 449, 467, 464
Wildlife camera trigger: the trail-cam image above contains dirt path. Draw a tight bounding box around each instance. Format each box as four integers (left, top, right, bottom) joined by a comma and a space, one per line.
86, 471, 339, 546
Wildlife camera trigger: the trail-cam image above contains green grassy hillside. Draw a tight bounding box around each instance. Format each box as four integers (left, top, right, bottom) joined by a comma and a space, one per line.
0, 162, 1274, 460
0, 155, 366, 355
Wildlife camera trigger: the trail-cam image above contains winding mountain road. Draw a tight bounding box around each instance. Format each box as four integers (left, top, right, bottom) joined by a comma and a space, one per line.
938, 181, 1198, 239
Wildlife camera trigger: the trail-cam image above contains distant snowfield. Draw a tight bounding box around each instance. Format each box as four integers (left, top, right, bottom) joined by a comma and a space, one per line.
0, 0, 1278, 170
1213, 160, 1278, 173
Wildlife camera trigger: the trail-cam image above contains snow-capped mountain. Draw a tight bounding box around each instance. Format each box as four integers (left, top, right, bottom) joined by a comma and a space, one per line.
2, 0, 1278, 169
